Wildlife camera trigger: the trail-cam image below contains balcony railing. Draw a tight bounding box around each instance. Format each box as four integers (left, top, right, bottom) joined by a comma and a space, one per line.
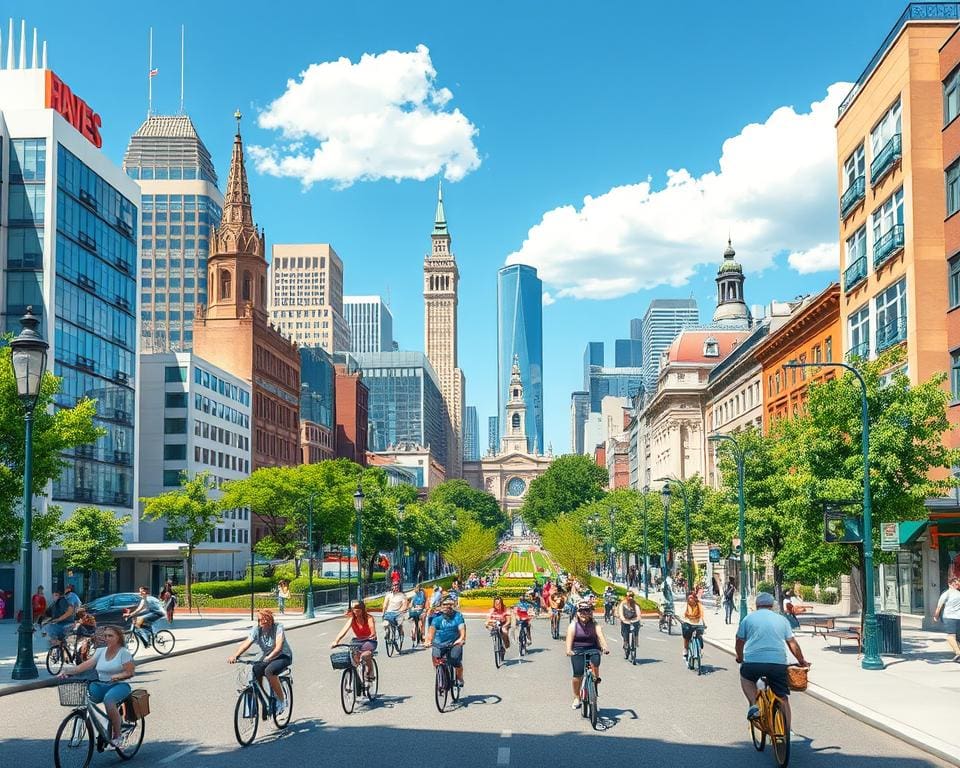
876, 316, 907, 352
847, 340, 870, 360
844, 254, 868, 292
870, 134, 902, 186
840, 176, 865, 218
873, 224, 904, 269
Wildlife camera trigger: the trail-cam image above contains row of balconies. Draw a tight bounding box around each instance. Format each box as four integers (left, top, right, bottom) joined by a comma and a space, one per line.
845, 317, 907, 361
842, 225, 904, 292
839, 133, 902, 219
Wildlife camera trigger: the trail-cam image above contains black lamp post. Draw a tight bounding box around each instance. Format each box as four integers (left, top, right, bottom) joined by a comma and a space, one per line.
641, 485, 650, 600
304, 493, 316, 618
10, 307, 48, 681
353, 482, 364, 601
660, 483, 672, 606
709, 433, 749, 623
607, 506, 617, 579
396, 502, 405, 588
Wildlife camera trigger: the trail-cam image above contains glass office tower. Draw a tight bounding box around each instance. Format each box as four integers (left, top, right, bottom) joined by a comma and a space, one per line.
463, 405, 480, 461
497, 264, 543, 454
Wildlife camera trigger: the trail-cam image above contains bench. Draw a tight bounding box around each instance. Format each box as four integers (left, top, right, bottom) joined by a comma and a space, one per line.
804, 616, 835, 637
823, 627, 862, 656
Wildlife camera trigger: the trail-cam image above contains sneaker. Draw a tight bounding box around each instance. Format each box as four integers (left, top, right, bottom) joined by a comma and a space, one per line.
683, 652, 688, 661
747, 705, 760, 721
571, 698, 582, 709
275, 699, 286, 716
108, 738, 123, 751
455, 679, 464, 688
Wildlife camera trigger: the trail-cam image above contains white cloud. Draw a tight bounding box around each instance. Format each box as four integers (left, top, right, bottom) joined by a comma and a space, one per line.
542, 291, 556, 307
250, 44, 480, 188
787, 241, 839, 274
506, 83, 850, 299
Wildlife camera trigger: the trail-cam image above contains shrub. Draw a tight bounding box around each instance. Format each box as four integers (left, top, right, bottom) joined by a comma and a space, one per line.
460, 587, 530, 599
756, 581, 775, 595
176, 578, 273, 599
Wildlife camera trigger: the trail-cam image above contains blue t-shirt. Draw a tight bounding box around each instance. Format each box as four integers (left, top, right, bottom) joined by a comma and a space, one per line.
56, 593, 83, 627
736, 608, 793, 665
430, 611, 465, 645
410, 591, 426, 609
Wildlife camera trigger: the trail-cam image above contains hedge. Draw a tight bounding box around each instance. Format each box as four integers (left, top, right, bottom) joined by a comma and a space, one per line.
175, 578, 273, 598
588, 576, 658, 612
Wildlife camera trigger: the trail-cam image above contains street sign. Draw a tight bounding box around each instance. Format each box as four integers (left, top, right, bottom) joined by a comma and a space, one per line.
824, 504, 862, 544
880, 522, 900, 552
709, 547, 721, 563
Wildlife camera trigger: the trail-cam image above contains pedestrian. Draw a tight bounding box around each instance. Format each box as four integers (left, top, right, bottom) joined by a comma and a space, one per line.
782, 589, 811, 630
0, 590, 6, 621
32, 585, 47, 627
712, 576, 721, 615
723, 577, 736, 624
160, 584, 177, 624
934, 576, 960, 662
276, 579, 291, 615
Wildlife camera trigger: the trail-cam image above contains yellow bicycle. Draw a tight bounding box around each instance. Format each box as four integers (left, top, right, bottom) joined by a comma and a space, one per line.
749, 674, 791, 767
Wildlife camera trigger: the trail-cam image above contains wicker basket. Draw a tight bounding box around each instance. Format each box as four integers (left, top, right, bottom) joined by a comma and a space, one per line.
58, 682, 88, 707
787, 665, 808, 692
330, 651, 353, 670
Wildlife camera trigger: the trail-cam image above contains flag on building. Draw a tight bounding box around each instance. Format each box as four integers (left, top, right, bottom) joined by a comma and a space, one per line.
149, 68, 159, 77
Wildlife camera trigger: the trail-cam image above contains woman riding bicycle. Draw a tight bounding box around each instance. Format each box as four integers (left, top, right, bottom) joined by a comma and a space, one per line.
331, 600, 378, 682
59, 624, 135, 749
485, 596, 513, 654
681, 591, 706, 662
228, 608, 293, 715
409, 584, 427, 644
617, 590, 641, 650
565, 599, 610, 709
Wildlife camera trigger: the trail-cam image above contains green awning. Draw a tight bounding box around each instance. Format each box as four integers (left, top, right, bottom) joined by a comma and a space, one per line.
899, 521, 927, 545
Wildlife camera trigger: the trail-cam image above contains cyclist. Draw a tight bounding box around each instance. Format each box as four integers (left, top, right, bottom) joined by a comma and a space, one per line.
425, 596, 466, 688
46, 586, 82, 648
331, 600, 378, 682
59, 624, 135, 749
228, 608, 293, 715
617, 590, 641, 653
550, 587, 566, 633
381, 582, 409, 640
74, 608, 98, 661
681, 591, 706, 662
429, 583, 445, 618
602, 586, 616, 623
735, 592, 809, 729
409, 583, 427, 645
565, 599, 610, 709
448, 579, 462, 608
515, 591, 535, 644
485, 596, 512, 657
122, 586, 165, 634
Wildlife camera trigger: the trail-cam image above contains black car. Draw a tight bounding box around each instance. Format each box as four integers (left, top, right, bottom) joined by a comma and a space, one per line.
82, 593, 164, 626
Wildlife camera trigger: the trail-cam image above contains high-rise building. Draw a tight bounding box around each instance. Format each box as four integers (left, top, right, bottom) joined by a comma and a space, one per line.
332, 353, 368, 465
0, 39, 140, 523
357, 351, 447, 467
630, 318, 643, 341
463, 405, 480, 461
487, 416, 499, 455
614, 338, 643, 367
343, 295, 393, 353
123, 115, 223, 353
498, 264, 544, 453
300, 346, 336, 463
586, 366, 644, 412
641, 298, 699, 393
583, 341, 604, 389
192, 115, 300, 475
570, 391, 590, 454
423, 182, 464, 478
268, 243, 349, 353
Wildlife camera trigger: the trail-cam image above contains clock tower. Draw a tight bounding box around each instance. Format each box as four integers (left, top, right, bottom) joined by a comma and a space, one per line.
501, 355, 529, 454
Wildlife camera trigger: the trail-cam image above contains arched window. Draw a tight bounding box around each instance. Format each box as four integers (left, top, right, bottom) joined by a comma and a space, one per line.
242, 271, 252, 302
513, 388, 520, 398
511, 412, 521, 431
220, 270, 232, 300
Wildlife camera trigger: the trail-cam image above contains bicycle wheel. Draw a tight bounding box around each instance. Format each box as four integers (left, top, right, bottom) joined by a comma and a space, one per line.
340, 668, 357, 714
54, 711, 93, 768
519, 628, 527, 657
588, 676, 598, 730
630, 636, 637, 665
116, 716, 145, 760
385, 628, 395, 657
771, 699, 791, 767
272, 677, 294, 728
450, 663, 461, 703
365, 659, 379, 701
396, 628, 404, 654
46, 645, 65, 676
151, 630, 175, 655
434, 663, 449, 712
494, 636, 503, 669
233, 688, 259, 746
123, 631, 139, 657
750, 701, 766, 752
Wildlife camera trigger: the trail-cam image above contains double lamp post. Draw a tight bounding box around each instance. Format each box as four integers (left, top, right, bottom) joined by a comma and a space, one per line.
656, 477, 693, 592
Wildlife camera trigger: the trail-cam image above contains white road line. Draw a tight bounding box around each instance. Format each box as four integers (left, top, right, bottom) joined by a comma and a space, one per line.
497, 746, 510, 765
160, 746, 197, 764
500, 730, 512, 738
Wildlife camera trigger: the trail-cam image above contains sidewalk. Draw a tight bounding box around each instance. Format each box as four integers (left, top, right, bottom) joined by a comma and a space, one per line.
0, 606, 346, 696
697, 598, 960, 767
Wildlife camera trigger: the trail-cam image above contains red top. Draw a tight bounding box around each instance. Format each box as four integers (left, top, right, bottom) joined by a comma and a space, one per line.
32, 594, 47, 617
488, 608, 510, 625
351, 615, 374, 639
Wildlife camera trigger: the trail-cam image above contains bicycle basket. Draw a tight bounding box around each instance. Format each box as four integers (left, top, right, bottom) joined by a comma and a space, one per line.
330, 651, 353, 670
58, 682, 88, 707
787, 665, 808, 692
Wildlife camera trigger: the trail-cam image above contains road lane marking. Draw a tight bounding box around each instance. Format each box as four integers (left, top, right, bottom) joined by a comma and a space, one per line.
497, 747, 510, 765
160, 746, 197, 764
501, 730, 511, 738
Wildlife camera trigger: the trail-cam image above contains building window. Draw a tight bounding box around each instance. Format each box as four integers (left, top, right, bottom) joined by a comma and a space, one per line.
165, 366, 187, 383
951, 256, 960, 309
870, 98, 901, 161
843, 143, 865, 189
813, 344, 822, 363
848, 304, 870, 359
948, 160, 960, 217
946, 65, 960, 125
871, 187, 904, 259
703, 338, 719, 357
798, 354, 807, 380
825, 336, 834, 361
162, 470, 182, 487
164, 418, 187, 434
875, 277, 907, 352
163, 443, 187, 460
952, 351, 960, 401
165, 392, 188, 408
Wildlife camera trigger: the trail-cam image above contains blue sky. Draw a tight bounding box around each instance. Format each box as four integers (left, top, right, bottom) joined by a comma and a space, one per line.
11, 0, 913, 452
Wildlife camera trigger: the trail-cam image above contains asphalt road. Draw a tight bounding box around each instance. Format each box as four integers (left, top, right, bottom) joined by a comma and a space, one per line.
0, 614, 948, 768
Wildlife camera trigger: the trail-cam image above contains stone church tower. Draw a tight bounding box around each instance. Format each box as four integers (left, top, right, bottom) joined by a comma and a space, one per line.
712, 238, 751, 328
501, 355, 529, 454
424, 181, 464, 478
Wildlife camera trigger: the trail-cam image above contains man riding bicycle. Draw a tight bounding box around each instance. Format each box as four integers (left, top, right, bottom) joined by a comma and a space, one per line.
602, 586, 616, 622
515, 591, 535, 644
617, 590, 641, 650
409, 584, 427, 644
381, 583, 409, 638
123, 586, 165, 634
426, 597, 466, 687
735, 592, 809, 729
46, 587, 81, 647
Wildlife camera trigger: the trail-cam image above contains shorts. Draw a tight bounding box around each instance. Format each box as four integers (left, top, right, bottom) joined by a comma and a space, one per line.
943, 617, 960, 639
409, 610, 423, 621
252, 654, 291, 679
432, 643, 463, 667
351, 639, 377, 653
138, 611, 165, 627
740, 662, 790, 698
681, 623, 704, 640
570, 648, 601, 677
47, 623, 68, 640
88, 681, 132, 708
383, 611, 403, 625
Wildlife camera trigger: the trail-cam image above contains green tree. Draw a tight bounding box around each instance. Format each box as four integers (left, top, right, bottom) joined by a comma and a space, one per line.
443, 519, 497, 581
56, 506, 129, 573
220, 466, 302, 564
142, 472, 222, 608
428, 480, 507, 533
0, 345, 102, 562
520, 455, 608, 529
541, 516, 595, 582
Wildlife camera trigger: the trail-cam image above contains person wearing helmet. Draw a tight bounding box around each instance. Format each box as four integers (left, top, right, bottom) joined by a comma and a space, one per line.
515, 590, 535, 644
565, 599, 610, 709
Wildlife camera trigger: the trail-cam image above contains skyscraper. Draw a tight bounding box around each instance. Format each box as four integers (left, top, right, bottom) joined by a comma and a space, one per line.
629, 318, 643, 341
583, 341, 604, 389
423, 182, 464, 478
488, 416, 499, 455
463, 405, 480, 461
641, 298, 699, 393
498, 264, 544, 454
268, 243, 349, 353
614, 338, 643, 367
343, 295, 393, 353
123, 115, 223, 353
570, 391, 590, 454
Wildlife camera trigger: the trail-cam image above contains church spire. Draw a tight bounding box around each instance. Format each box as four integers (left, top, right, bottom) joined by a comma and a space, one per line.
433, 178, 447, 236
222, 109, 254, 230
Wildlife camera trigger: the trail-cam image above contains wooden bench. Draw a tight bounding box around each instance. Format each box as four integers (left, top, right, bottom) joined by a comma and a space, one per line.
804, 616, 835, 637
823, 627, 862, 656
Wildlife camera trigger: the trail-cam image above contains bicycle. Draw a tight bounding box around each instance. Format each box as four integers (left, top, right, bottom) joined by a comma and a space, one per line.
749, 672, 793, 767
123, 622, 175, 657
47, 633, 90, 676
550, 609, 561, 640
490, 623, 506, 668
384, 617, 405, 657
658, 607, 675, 635
431, 642, 462, 712
331, 643, 379, 714
232, 657, 293, 746
53, 680, 146, 768
572, 649, 601, 730
603, 602, 616, 625
410, 612, 425, 647
517, 620, 531, 657
683, 623, 705, 675
622, 622, 639, 665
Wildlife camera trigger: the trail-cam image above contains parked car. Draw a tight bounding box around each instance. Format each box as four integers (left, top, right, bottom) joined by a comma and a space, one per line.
82, 592, 164, 626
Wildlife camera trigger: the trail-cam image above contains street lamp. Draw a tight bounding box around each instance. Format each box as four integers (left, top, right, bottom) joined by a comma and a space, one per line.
10, 307, 48, 681
785, 359, 884, 670
709, 433, 749, 622
304, 494, 316, 618
641, 485, 650, 600
659, 483, 671, 592
353, 482, 365, 602
395, 501, 405, 588
607, 506, 616, 579
657, 477, 693, 592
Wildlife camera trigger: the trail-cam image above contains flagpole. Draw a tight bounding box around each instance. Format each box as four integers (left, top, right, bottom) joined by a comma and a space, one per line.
179, 24, 184, 114
147, 27, 153, 118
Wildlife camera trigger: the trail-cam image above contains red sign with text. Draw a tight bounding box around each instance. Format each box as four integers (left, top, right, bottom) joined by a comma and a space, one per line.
45, 71, 102, 148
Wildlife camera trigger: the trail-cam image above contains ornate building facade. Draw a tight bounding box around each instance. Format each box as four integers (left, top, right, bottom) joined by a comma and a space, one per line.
193, 114, 301, 481
423, 182, 464, 478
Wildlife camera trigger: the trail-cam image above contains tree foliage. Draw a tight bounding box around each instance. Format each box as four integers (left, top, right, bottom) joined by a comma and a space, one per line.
520, 454, 608, 529
428, 479, 507, 533
56, 506, 129, 574
443, 519, 497, 580
0, 345, 102, 561
541, 516, 595, 582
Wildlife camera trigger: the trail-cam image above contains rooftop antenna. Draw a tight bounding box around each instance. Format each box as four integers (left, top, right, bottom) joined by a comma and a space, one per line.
179, 24, 184, 114
6, 19, 13, 70
147, 27, 154, 118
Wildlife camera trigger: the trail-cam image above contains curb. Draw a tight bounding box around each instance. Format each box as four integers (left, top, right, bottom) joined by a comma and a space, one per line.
0, 612, 344, 698
701, 634, 960, 767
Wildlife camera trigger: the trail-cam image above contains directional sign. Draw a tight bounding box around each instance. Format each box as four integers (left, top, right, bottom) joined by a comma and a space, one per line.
880, 522, 900, 552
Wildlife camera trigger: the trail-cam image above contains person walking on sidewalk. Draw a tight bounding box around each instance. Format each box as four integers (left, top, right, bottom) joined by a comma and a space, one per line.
934, 576, 960, 662
32, 585, 47, 628
723, 578, 736, 625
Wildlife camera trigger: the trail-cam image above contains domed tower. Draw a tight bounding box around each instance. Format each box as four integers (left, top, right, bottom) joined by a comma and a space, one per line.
712, 238, 751, 328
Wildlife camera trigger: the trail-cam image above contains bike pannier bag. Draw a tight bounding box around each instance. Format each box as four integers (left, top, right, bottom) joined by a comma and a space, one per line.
787, 665, 808, 692
129, 688, 151, 718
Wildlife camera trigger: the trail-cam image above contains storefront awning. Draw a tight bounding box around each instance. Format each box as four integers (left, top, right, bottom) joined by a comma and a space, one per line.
899, 520, 927, 546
